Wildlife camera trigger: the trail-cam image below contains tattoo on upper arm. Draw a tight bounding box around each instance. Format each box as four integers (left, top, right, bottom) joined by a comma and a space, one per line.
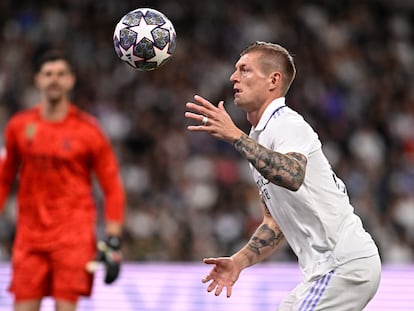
247, 224, 284, 256
234, 133, 307, 191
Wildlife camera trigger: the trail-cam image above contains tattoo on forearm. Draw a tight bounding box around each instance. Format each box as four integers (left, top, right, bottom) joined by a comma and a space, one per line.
234, 133, 307, 191
247, 224, 284, 256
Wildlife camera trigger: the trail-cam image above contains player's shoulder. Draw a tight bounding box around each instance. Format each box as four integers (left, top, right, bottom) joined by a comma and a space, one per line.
70, 106, 107, 137
269, 106, 305, 128
6, 107, 39, 127
282, 107, 314, 127
71, 106, 101, 127
268, 107, 317, 141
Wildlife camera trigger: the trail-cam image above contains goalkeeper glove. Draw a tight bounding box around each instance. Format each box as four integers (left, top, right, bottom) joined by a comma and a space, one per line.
97, 235, 122, 284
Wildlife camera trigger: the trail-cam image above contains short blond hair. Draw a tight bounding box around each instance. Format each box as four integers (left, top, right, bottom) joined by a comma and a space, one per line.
241, 41, 296, 95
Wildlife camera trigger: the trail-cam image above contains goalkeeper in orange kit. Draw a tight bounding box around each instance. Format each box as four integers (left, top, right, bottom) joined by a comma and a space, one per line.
0, 50, 126, 311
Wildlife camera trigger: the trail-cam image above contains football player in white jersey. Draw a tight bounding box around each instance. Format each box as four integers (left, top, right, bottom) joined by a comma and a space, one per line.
185, 41, 381, 310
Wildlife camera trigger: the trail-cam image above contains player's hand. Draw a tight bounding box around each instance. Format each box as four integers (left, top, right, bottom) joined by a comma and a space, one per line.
97, 236, 122, 284
202, 257, 241, 298
185, 95, 243, 144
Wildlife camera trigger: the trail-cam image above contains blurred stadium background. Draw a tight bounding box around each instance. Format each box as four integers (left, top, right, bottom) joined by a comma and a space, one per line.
0, 0, 413, 309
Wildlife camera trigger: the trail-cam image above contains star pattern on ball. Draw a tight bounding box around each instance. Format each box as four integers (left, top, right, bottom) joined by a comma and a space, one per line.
129, 19, 160, 44
119, 44, 141, 67
114, 22, 126, 42
113, 8, 176, 71
148, 45, 172, 67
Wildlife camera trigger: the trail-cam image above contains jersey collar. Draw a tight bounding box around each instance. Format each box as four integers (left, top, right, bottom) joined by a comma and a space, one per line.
35, 103, 77, 121
252, 97, 286, 132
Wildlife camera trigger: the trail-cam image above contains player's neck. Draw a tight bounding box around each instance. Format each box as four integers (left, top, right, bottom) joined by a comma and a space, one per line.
40, 100, 71, 121
246, 105, 266, 127
246, 99, 275, 127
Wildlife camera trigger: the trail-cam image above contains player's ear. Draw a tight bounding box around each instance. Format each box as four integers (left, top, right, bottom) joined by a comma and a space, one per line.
34, 73, 41, 88
68, 73, 76, 89
269, 72, 281, 90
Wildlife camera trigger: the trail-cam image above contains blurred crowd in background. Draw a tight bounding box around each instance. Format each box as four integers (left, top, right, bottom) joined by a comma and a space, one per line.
0, 0, 413, 264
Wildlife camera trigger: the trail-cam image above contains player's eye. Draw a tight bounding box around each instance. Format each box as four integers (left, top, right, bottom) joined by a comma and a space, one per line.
58, 71, 68, 77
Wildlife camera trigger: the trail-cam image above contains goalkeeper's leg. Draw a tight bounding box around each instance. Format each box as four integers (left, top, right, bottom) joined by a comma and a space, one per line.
14, 300, 41, 311
51, 238, 95, 303
9, 246, 50, 306
55, 299, 78, 311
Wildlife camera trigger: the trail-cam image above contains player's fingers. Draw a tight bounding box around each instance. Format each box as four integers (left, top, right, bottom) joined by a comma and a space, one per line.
187, 125, 208, 132
202, 274, 212, 283
215, 284, 224, 296
207, 281, 217, 292
194, 95, 217, 110
217, 101, 225, 110
203, 257, 219, 264
184, 111, 203, 122
186, 102, 212, 118
226, 286, 233, 298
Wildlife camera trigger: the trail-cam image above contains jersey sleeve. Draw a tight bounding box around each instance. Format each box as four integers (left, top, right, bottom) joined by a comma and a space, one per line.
90, 128, 125, 224
0, 121, 20, 213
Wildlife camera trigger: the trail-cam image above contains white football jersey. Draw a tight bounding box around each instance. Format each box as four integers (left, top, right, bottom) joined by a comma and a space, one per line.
249, 97, 378, 281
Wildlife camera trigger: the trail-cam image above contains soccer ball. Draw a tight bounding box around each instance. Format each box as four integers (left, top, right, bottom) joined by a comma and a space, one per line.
113, 8, 176, 71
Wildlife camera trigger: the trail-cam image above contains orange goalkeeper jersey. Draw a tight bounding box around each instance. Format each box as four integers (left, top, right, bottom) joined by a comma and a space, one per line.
0, 104, 125, 248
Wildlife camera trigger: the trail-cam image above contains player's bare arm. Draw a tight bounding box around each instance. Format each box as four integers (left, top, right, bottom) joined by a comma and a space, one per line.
185, 95, 306, 190
248, 223, 284, 255
234, 133, 307, 191
248, 202, 284, 254
233, 197, 285, 270
202, 197, 284, 298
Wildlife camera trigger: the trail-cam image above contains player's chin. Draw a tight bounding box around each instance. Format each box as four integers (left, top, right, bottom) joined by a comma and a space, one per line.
233, 95, 240, 105
46, 94, 63, 104
46, 91, 64, 102
233, 97, 244, 108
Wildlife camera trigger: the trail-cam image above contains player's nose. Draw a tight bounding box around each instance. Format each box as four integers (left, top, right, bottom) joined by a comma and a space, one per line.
229, 70, 238, 82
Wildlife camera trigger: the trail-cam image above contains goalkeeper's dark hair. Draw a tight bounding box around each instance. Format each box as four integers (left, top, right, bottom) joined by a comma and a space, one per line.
241, 41, 296, 95
33, 49, 75, 74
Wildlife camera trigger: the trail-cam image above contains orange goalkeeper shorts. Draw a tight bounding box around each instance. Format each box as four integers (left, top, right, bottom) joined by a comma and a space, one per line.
9, 239, 96, 303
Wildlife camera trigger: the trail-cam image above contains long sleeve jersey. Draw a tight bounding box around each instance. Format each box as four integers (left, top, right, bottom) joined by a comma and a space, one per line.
0, 104, 125, 247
